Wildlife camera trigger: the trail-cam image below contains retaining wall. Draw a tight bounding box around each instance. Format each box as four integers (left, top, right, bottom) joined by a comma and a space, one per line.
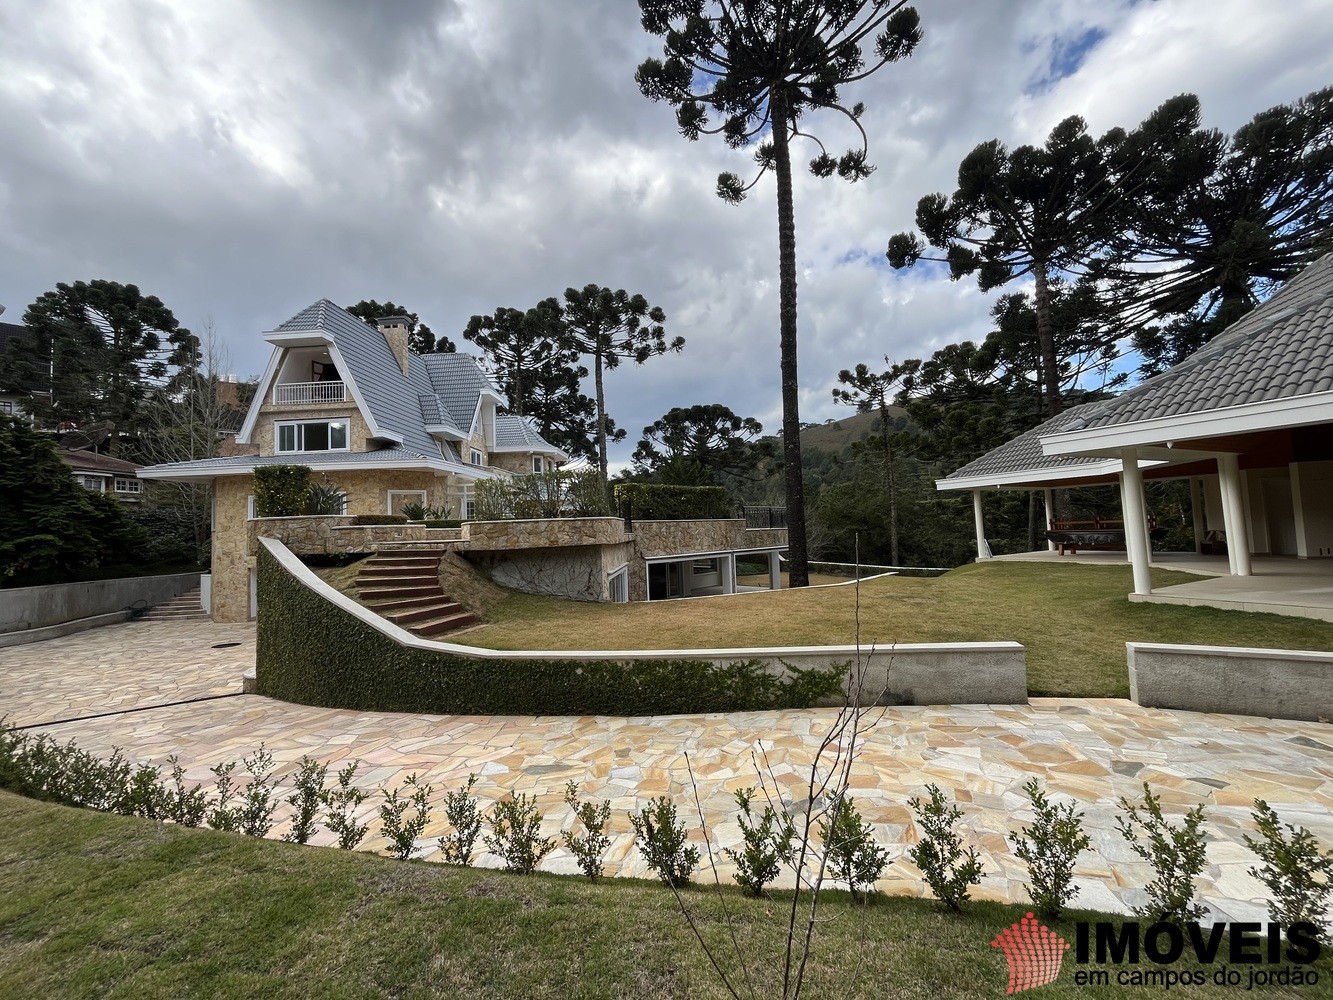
1127, 642, 1333, 722
0, 572, 201, 640
258, 537, 1026, 711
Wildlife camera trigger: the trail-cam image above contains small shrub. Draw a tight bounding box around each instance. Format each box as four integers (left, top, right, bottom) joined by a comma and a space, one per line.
1115, 782, 1208, 925
423, 519, 463, 529
380, 773, 433, 860
563, 781, 612, 880
629, 796, 700, 886
306, 484, 346, 515
1009, 778, 1091, 919
350, 514, 408, 526
321, 761, 370, 850
208, 760, 241, 832
164, 755, 208, 827
237, 746, 279, 837
907, 783, 984, 913
282, 756, 328, 845
1245, 798, 1333, 940
125, 762, 166, 820
400, 501, 428, 521
438, 774, 482, 866
723, 787, 795, 896
485, 792, 556, 874
818, 795, 888, 897
253, 465, 312, 518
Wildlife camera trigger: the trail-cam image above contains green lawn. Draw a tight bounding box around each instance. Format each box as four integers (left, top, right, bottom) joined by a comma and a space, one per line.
2, 792, 1322, 999
467, 562, 1333, 698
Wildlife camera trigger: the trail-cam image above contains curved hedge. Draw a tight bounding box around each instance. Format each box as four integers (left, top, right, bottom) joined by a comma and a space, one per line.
256, 545, 839, 716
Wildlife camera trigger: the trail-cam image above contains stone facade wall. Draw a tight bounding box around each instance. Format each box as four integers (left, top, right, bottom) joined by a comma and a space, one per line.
488, 451, 540, 475
631, 520, 787, 558
463, 517, 631, 551
211, 476, 254, 622
466, 546, 610, 602
253, 402, 373, 454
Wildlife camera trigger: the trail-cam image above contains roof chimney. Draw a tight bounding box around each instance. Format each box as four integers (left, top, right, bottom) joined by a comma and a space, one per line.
375, 315, 411, 376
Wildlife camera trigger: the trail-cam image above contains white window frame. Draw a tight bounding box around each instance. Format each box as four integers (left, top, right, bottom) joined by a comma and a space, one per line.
274, 418, 350, 454
387, 490, 428, 516
471, 448, 485, 466
113, 477, 142, 494
247, 495, 256, 520
532, 455, 544, 473
0, 401, 12, 415
78, 475, 105, 493
608, 565, 629, 603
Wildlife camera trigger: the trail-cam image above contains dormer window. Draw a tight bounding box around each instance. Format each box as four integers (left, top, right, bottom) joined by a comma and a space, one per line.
277, 419, 349, 453
471, 449, 484, 466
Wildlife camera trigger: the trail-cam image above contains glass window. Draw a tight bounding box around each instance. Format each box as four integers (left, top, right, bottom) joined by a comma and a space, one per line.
471, 449, 484, 466
276, 420, 349, 453
0, 401, 12, 415
113, 478, 141, 493
532, 456, 543, 473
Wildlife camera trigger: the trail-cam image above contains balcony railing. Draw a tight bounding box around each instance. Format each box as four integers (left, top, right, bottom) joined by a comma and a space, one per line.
272, 381, 347, 405
743, 505, 787, 529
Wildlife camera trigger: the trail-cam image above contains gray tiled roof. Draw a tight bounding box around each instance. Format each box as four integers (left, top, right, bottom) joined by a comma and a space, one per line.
269, 300, 558, 462
1055, 254, 1333, 434
495, 414, 555, 451
940, 403, 1112, 484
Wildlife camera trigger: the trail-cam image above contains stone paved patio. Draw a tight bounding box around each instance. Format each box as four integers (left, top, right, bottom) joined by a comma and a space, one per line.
3, 620, 1333, 923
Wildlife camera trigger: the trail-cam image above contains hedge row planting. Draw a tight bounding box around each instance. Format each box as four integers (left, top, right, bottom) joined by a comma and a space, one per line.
612, 483, 729, 521
350, 514, 408, 526
253, 465, 312, 518
256, 545, 839, 716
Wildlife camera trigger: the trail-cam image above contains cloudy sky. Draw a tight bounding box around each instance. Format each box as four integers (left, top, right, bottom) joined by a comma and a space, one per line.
2, 0, 1331, 465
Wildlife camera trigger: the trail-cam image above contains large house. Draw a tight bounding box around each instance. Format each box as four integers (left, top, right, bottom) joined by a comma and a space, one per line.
938, 253, 1333, 620
140, 300, 789, 624
60, 448, 144, 502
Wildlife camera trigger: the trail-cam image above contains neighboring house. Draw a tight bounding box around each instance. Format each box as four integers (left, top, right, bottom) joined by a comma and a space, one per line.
59, 448, 145, 502
0, 322, 47, 421
938, 252, 1333, 616
140, 299, 787, 624
139, 300, 570, 620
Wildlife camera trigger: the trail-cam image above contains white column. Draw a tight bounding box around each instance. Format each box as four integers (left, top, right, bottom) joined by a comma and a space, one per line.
1043, 488, 1056, 551
1118, 475, 1133, 563
1189, 476, 1205, 555
1218, 454, 1252, 577
721, 554, 736, 595
972, 490, 990, 561
768, 551, 782, 590
1120, 447, 1153, 596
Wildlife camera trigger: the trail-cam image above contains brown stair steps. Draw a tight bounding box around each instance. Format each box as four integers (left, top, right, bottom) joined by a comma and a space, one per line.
414, 611, 479, 636
363, 593, 457, 612
384, 600, 467, 626
357, 584, 442, 601
354, 573, 440, 587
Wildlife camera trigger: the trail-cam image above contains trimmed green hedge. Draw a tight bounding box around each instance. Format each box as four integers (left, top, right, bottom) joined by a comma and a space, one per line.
423, 519, 463, 529
256, 545, 839, 716
350, 514, 408, 526
613, 483, 730, 521
253, 465, 311, 518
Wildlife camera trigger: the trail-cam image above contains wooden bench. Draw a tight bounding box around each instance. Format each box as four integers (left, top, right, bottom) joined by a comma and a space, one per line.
1047, 517, 1165, 555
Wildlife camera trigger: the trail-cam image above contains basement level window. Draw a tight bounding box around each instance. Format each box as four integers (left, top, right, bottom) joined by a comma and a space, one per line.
276, 419, 348, 453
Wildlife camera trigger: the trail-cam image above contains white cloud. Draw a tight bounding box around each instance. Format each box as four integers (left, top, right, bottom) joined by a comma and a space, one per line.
1, 0, 1329, 459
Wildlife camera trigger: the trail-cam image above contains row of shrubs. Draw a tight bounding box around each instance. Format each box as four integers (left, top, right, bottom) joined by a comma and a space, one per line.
2, 724, 1329, 936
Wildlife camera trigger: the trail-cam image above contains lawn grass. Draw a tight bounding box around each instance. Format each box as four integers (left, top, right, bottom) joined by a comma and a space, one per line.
468, 561, 1333, 698
2, 792, 1322, 999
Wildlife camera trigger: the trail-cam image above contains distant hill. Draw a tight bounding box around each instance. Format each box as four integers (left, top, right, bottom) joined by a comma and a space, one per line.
758, 408, 908, 455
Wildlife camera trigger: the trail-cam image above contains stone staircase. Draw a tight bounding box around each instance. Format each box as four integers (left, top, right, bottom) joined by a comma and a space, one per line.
140, 588, 210, 622
354, 551, 478, 638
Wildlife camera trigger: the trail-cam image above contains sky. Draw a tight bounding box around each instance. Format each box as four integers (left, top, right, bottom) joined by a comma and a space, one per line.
2, 0, 1331, 468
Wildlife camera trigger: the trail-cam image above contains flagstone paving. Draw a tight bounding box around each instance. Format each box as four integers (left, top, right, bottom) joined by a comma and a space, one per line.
3, 620, 1333, 923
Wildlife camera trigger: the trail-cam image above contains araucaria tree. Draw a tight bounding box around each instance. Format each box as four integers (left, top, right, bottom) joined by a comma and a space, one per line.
559, 284, 683, 478
637, 0, 923, 587
345, 300, 455, 354
887, 98, 1203, 418
832, 360, 906, 564
0, 280, 195, 451
632, 402, 771, 483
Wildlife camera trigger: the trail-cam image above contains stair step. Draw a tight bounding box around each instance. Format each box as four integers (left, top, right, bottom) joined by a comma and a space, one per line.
364, 555, 441, 565
357, 585, 442, 600
354, 576, 437, 592
386, 601, 465, 626
414, 612, 478, 636
365, 594, 453, 612
358, 565, 439, 577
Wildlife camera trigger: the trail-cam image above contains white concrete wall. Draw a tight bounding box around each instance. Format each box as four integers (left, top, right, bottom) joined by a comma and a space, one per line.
1128, 642, 1333, 722
1292, 460, 1333, 558
0, 572, 201, 633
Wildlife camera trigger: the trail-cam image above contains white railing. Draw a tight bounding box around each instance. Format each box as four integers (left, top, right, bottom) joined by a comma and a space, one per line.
272, 381, 347, 405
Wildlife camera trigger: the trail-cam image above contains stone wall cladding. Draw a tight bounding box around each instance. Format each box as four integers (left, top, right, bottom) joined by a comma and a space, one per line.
467, 546, 608, 602
463, 517, 631, 551
211, 476, 253, 622
632, 520, 787, 558
254, 403, 372, 454
489, 452, 538, 475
